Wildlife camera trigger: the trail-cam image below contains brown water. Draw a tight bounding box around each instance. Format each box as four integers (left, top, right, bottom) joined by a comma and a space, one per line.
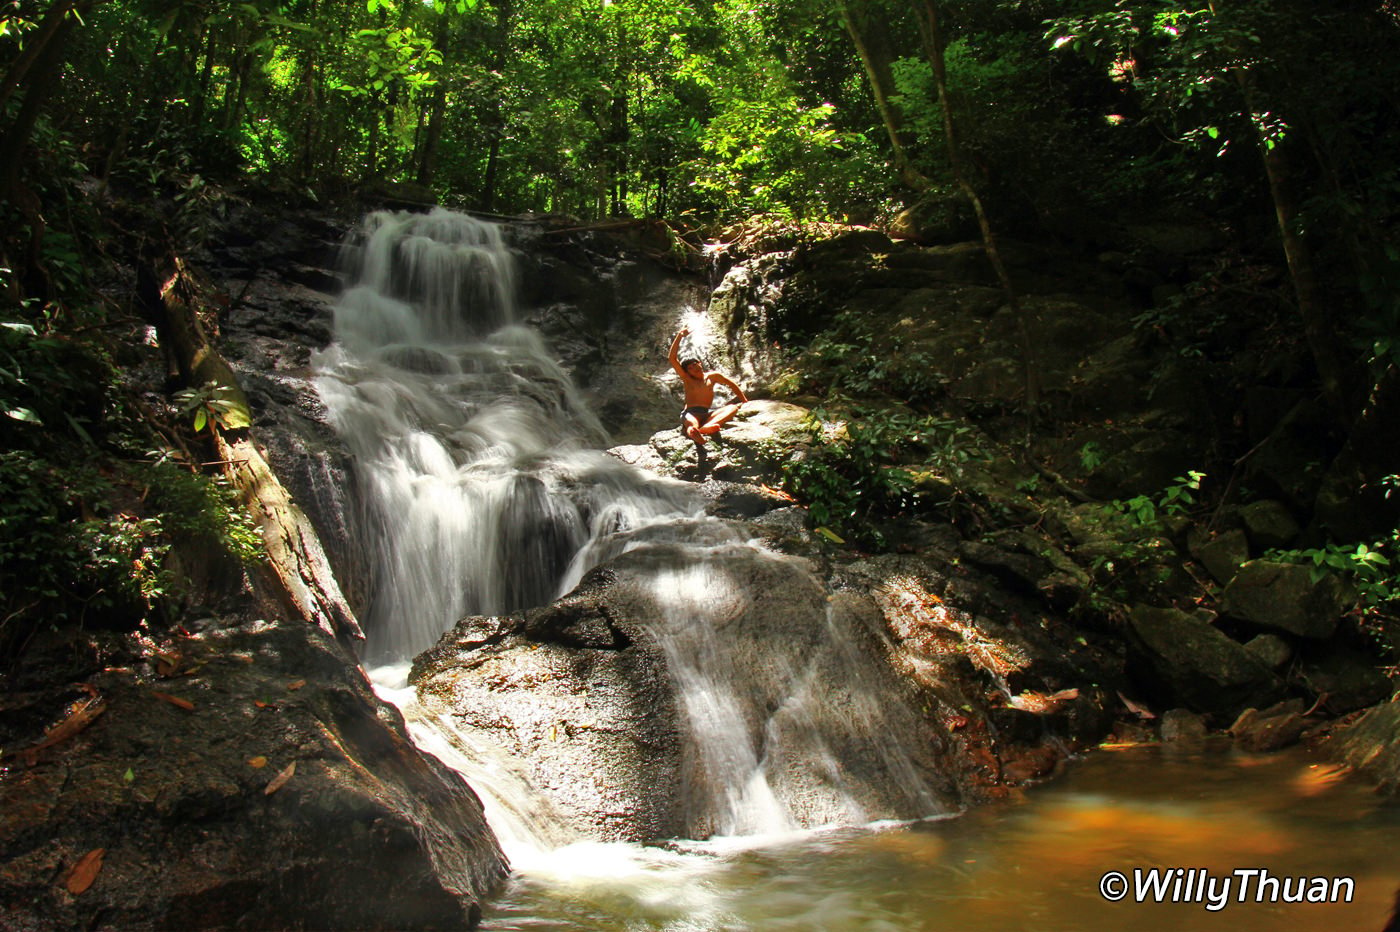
481, 740, 1400, 931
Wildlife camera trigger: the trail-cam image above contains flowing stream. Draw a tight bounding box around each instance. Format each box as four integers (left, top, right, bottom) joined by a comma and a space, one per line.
313, 209, 1398, 931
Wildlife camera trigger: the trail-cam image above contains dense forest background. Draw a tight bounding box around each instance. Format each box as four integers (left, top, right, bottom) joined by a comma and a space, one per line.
2, 0, 1399, 658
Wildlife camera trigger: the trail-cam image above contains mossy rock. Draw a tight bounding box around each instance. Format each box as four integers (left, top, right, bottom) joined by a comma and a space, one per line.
1127, 604, 1285, 717
1221, 560, 1351, 639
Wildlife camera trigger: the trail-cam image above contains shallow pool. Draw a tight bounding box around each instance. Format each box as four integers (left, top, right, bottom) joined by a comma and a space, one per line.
480, 740, 1400, 931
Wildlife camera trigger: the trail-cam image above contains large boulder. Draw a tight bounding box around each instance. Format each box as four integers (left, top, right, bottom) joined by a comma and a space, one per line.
889, 195, 979, 244
1126, 605, 1286, 717
1238, 499, 1301, 550
1188, 527, 1250, 586
1297, 645, 1393, 714
609, 399, 814, 485
1221, 560, 1351, 639
837, 552, 1121, 758
0, 619, 507, 931
1327, 699, 1400, 793
408, 496, 1131, 844
410, 522, 964, 841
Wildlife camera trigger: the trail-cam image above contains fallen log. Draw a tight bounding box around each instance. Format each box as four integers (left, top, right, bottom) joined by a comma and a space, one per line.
138, 253, 364, 645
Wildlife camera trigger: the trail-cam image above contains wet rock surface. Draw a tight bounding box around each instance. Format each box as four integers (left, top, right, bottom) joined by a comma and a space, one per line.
0, 619, 507, 931
609, 399, 814, 486
411, 525, 968, 841
411, 503, 1129, 842
1328, 698, 1400, 792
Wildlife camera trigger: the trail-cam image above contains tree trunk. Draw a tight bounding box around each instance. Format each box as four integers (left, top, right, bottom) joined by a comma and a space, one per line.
296, 43, 322, 181
479, 135, 501, 212
0, 0, 80, 115
839, 0, 928, 191
191, 26, 216, 131
367, 101, 381, 180
416, 12, 455, 188
0, 1, 93, 202
417, 84, 447, 187
222, 48, 255, 133
608, 87, 628, 216
138, 253, 364, 646
914, 0, 1038, 412
476, 0, 514, 211
1205, 0, 1352, 414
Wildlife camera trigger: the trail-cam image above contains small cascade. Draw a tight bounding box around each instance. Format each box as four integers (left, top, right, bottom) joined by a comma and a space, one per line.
615, 537, 946, 838
651, 561, 797, 837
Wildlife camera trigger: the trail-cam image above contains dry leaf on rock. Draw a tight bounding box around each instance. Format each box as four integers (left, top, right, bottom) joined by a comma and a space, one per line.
151, 691, 195, 711
1117, 691, 1156, 720
22, 690, 106, 766
64, 848, 105, 895
264, 761, 296, 795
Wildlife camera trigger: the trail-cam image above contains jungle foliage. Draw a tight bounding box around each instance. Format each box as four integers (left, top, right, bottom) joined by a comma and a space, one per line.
0, 1, 1385, 230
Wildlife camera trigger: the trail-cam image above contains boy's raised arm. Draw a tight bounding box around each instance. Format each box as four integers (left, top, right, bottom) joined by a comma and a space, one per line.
668, 328, 687, 376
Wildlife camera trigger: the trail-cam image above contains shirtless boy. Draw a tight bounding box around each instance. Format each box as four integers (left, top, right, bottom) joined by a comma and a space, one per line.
668, 327, 748, 445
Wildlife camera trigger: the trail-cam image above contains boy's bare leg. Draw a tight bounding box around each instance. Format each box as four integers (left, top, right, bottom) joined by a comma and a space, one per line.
684, 413, 707, 444
698, 404, 741, 434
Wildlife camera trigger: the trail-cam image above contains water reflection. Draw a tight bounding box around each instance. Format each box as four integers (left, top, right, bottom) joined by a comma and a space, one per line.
483, 741, 1399, 931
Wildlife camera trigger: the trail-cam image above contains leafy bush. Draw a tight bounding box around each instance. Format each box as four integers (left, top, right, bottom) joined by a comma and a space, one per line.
776, 404, 987, 549
1, 313, 109, 450
1107, 470, 1206, 528
0, 298, 262, 659
0, 449, 263, 650
138, 460, 265, 568
797, 310, 948, 402
0, 452, 165, 634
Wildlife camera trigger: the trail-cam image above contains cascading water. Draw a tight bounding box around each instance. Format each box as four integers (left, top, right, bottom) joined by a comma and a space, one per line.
314, 209, 689, 667
313, 207, 951, 922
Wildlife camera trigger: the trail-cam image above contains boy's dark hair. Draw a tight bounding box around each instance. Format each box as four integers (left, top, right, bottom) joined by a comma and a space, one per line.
680, 357, 700, 371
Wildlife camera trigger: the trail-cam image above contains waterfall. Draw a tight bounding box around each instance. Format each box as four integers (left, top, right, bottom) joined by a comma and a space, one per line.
314, 209, 945, 867
314, 208, 690, 666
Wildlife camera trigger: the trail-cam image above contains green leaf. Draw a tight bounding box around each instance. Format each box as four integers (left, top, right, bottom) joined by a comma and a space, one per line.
123, 767, 135, 783
216, 403, 251, 431
64, 413, 95, 448
815, 526, 845, 544
193, 408, 208, 433
5, 407, 41, 424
